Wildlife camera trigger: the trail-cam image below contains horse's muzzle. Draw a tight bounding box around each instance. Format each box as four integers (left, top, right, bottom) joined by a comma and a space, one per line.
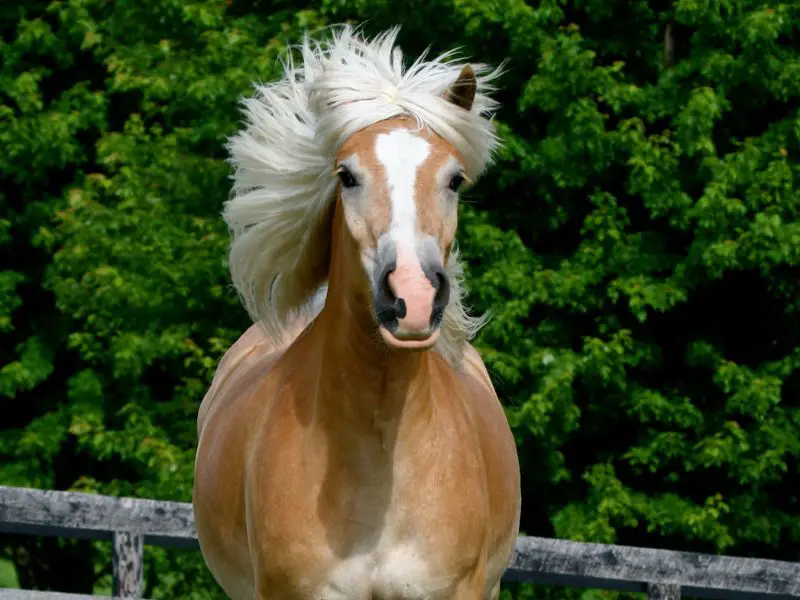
373, 240, 449, 349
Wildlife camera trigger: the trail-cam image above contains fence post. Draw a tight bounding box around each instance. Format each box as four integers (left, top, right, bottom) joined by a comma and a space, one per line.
113, 531, 144, 598
647, 583, 681, 600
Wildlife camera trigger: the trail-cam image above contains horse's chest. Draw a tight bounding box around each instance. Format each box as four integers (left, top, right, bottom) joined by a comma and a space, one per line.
311, 478, 487, 600
263, 408, 490, 599
316, 540, 450, 600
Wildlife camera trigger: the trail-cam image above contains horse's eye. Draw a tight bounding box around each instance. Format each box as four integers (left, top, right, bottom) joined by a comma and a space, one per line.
337, 167, 358, 189
448, 174, 465, 192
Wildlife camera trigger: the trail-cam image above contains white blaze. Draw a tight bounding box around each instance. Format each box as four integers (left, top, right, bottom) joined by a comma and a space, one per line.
374, 129, 431, 248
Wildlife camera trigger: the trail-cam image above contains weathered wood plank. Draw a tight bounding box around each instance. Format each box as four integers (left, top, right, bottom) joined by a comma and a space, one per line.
506, 535, 800, 599
0, 486, 197, 549
0, 591, 152, 600
112, 532, 143, 598
0, 591, 102, 600
2, 486, 800, 599
648, 583, 681, 600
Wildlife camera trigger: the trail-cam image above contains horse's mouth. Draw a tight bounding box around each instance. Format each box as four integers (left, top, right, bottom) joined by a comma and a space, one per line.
378, 324, 440, 351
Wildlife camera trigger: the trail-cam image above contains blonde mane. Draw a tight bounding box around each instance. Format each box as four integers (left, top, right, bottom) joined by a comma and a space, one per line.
223, 24, 502, 366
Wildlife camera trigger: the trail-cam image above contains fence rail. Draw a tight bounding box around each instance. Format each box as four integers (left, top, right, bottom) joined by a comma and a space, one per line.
1, 485, 799, 600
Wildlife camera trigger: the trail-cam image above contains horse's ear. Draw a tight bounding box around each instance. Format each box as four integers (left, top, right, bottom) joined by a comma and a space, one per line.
444, 64, 477, 111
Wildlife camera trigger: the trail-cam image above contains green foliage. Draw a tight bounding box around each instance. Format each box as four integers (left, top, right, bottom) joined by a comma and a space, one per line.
1, 0, 799, 598
0, 559, 19, 589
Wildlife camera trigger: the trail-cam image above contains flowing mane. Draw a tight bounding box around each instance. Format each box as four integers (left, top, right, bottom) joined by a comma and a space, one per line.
223, 25, 503, 365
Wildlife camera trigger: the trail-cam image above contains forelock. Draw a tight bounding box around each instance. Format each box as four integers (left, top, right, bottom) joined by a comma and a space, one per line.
291, 24, 503, 179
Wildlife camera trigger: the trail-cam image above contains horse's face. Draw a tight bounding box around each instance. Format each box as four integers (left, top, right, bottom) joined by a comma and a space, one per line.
334, 114, 468, 351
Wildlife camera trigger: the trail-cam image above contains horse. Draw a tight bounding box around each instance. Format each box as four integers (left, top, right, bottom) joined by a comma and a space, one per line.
193, 25, 521, 600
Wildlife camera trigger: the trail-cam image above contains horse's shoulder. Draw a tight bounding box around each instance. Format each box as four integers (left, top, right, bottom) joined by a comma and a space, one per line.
197, 323, 273, 437
458, 343, 495, 398
453, 343, 514, 445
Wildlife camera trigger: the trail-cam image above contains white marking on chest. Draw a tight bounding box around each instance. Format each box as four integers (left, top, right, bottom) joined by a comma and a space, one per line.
374, 129, 431, 248
317, 540, 447, 600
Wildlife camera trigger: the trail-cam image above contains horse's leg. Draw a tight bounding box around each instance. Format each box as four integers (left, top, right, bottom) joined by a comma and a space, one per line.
450, 564, 491, 600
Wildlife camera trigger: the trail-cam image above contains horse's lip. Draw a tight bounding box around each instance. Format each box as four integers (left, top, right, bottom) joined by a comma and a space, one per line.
379, 325, 440, 350
391, 329, 434, 341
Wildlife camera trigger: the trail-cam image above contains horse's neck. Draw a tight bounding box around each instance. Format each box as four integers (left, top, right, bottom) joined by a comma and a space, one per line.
300, 200, 434, 438
308, 298, 432, 428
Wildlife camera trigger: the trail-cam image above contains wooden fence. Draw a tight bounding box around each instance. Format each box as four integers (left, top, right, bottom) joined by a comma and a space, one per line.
0, 485, 798, 600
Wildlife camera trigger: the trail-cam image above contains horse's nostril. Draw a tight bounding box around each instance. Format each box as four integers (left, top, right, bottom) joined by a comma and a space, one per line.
374, 263, 400, 326
394, 297, 407, 319
381, 267, 395, 300
427, 266, 449, 329
433, 271, 447, 301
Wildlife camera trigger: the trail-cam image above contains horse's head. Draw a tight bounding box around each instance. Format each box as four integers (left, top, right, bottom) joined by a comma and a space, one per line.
333, 66, 478, 351
225, 26, 499, 364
